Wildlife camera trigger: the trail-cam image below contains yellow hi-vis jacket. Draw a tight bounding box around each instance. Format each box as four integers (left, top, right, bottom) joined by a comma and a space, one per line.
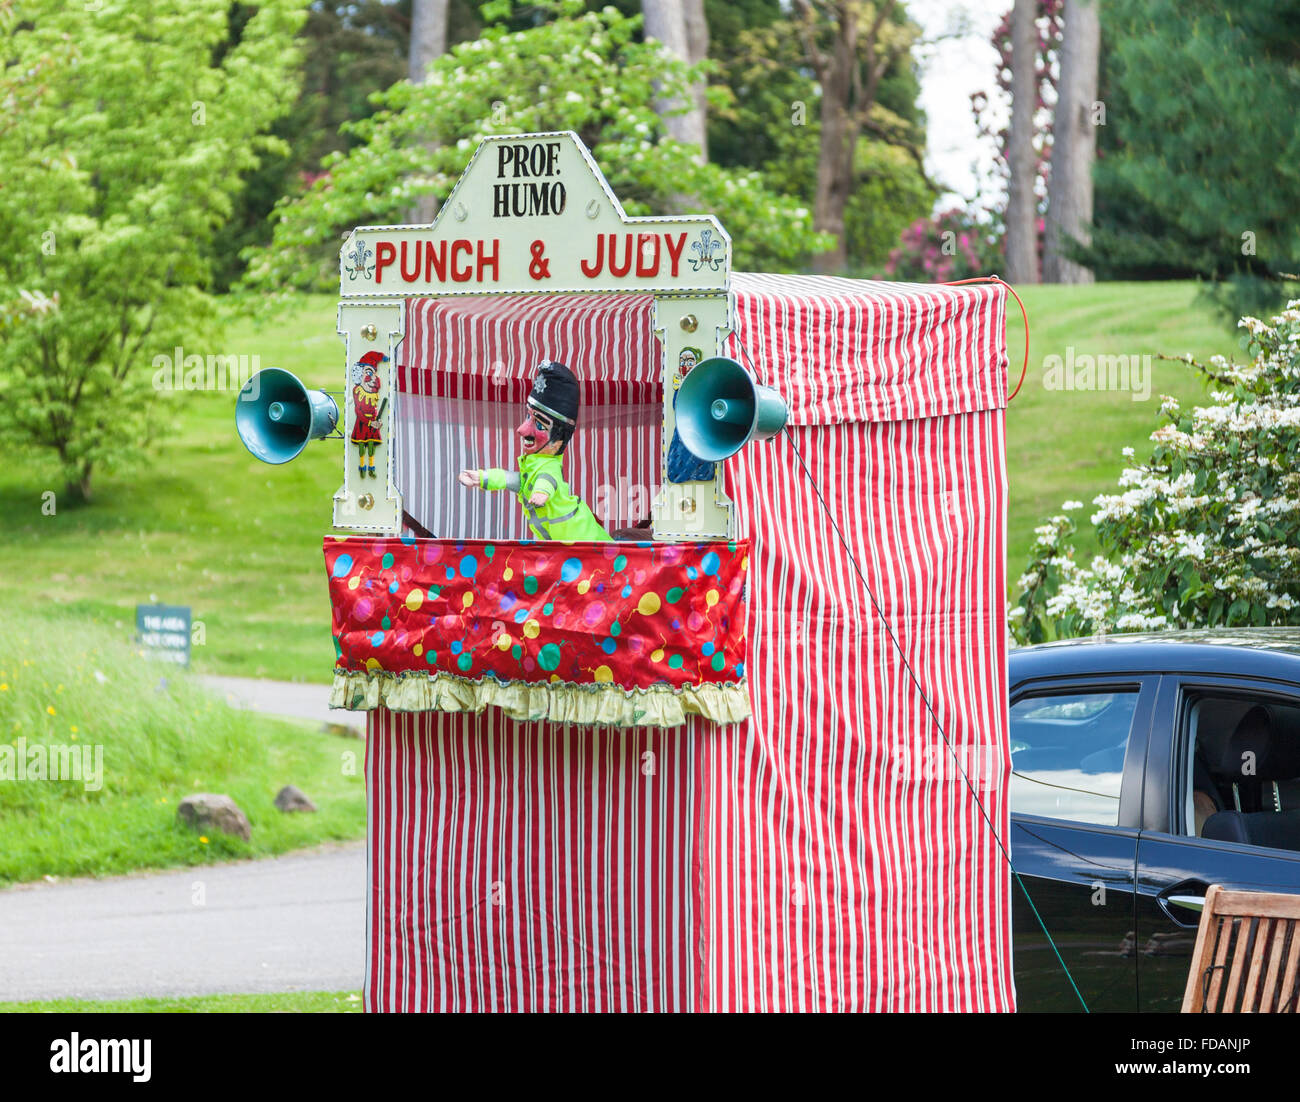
481, 453, 612, 542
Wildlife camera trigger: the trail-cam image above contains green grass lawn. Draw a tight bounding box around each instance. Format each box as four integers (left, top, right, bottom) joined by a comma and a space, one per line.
0, 294, 344, 684
1, 282, 1247, 687
0, 610, 366, 887
0, 991, 362, 1013
1002, 281, 1242, 574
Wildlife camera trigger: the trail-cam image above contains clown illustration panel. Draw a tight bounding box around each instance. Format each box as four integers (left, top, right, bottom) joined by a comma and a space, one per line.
351, 350, 387, 479
665, 346, 717, 484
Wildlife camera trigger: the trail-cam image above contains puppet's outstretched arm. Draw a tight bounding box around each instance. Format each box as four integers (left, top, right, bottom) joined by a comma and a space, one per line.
458, 468, 519, 492
526, 473, 557, 508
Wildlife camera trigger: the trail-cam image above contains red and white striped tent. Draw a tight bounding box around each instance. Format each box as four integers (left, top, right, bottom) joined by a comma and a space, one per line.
363, 273, 1015, 1011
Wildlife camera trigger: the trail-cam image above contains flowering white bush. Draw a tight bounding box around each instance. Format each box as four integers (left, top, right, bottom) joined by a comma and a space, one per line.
1012, 299, 1300, 644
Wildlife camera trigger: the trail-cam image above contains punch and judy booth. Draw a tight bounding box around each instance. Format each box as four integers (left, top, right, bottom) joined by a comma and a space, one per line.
264, 132, 1015, 1011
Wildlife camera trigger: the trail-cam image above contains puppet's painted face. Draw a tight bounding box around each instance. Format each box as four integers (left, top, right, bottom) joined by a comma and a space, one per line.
357, 364, 381, 394
517, 407, 557, 456
678, 349, 698, 377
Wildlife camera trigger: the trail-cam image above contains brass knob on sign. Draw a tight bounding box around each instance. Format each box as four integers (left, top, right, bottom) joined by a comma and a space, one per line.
680, 314, 698, 333
360, 324, 378, 342
358, 493, 375, 510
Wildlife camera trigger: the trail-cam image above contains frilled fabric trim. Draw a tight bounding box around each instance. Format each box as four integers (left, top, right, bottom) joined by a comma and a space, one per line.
329, 668, 751, 729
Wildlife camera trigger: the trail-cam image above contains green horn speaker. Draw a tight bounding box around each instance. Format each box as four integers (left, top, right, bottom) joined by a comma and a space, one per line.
235, 368, 339, 465
675, 356, 788, 463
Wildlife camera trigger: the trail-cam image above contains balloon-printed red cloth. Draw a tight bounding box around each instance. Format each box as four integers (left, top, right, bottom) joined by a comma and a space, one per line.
324, 537, 751, 727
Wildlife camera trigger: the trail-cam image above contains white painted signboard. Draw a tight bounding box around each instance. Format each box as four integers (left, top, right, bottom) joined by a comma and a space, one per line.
339, 132, 731, 299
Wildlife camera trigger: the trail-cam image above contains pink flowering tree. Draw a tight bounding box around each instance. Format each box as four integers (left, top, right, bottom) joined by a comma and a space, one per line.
885, 207, 1001, 282
1013, 299, 1300, 644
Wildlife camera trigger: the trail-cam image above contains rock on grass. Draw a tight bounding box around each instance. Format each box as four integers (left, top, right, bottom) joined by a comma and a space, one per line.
177, 794, 251, 841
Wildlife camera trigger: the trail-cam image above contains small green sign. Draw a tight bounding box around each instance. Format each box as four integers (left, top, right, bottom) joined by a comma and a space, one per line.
136, 604, 191, 667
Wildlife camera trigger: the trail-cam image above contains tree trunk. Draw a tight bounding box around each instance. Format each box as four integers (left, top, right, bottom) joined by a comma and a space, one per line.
1004, 0, 1039, 284
1043, 0, 1100, 284
65, 463, 93, 506
810, 12, 859, 274
408, 0, 449, 225
408, 0, 448, 83
812, 89, 854, 273
643, 0, 707, 159
681, 0, 709, 160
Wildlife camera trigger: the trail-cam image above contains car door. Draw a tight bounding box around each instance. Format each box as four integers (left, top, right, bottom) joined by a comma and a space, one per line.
1009, 674, 1158, 1012
1135, 674, 1300, 1012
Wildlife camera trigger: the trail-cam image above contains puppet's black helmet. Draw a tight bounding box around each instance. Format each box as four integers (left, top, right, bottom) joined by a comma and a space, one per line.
528, 360, 580, 451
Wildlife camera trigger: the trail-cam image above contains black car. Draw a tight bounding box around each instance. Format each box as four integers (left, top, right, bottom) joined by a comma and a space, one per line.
1010, 630, 1300, 1012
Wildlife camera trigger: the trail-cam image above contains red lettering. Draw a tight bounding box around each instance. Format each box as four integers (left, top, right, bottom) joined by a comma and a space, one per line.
399, 241, 421, 282
635, 233, 660, 277
374, 241, 396, 284
450, 239, 473, 283
580, 234, 605, 278
425, 240, 447, 282
477, 238, 500, 282
608, 233, 633, 278
664, 232, 686, 278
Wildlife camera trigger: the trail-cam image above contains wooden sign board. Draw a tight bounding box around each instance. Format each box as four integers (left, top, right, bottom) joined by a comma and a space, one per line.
339, 131, 731, 299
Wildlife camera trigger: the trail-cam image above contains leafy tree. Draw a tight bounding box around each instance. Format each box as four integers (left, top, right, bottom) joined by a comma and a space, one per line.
707, 3, 931, 273
0, 0, 309, 503
213, 3, 410, 290
0, 6, 70, 333
213, 1, 491, 289
843, 144, 934, 274
788, 0, 928, 273
1013, 300, 1300, 643
1080, 0, 1300, 318
706, 11, 813, 193
241, 0, 830, 300
701, 0, 783, 172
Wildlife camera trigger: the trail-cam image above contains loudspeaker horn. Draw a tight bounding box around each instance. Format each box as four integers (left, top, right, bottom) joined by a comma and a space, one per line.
674, 356, 788, 463
235, 368, 339, 465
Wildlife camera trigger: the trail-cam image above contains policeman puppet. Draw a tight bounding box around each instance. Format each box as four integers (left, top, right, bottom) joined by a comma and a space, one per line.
458, 360, 611, 541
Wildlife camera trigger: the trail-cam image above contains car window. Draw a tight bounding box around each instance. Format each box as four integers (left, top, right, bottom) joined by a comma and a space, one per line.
1181, 694, 1300, 854
1009, 689, 1140, 826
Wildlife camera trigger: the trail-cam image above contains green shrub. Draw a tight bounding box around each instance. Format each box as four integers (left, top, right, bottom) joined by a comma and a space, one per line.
1013, 298, 1300, 643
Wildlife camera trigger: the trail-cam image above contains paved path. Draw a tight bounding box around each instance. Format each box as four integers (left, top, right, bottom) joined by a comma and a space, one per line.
197, 674, 363, 736
0, 843, 365, 1002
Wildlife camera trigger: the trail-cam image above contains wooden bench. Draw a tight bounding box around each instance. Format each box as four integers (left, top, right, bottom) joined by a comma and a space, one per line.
1183, 884, 1300, 1012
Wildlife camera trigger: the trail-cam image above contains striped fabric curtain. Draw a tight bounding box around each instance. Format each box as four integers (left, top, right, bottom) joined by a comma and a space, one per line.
365, 276, 1014, 1012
